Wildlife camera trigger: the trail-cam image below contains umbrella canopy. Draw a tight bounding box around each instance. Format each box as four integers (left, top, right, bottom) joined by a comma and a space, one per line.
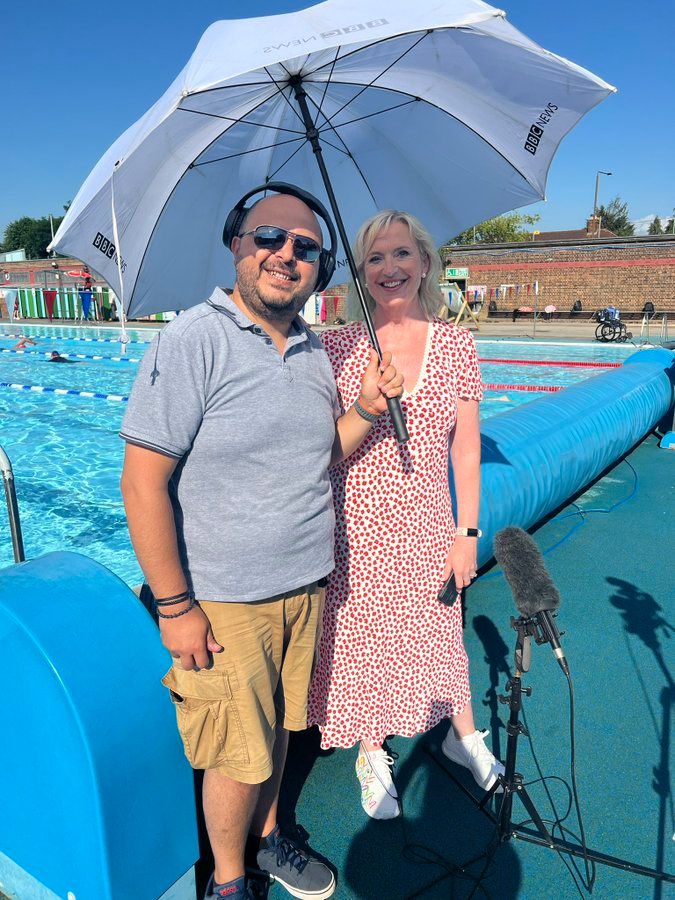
50, 0, 615, 317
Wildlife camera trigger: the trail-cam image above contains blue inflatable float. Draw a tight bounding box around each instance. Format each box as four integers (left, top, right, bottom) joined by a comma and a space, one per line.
469, 347, 675, 568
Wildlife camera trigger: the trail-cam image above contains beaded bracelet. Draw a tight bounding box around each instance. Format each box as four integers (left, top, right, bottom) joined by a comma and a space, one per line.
156, 597, 199, 619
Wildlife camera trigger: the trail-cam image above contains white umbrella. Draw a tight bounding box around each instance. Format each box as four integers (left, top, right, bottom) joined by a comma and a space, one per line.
50, 0, 614, 319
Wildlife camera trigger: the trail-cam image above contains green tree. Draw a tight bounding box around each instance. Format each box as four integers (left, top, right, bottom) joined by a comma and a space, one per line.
595, 196, 634, 236
447, 211, 541, 245
2, 214, 65, 259
666, 215, 675, 235
648, 216, 664, 235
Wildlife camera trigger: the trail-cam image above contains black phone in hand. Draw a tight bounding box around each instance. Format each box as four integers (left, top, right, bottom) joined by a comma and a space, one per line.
438, 573, 460, 606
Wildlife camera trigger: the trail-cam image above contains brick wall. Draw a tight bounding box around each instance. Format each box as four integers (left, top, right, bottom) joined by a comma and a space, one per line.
1, 258, 94, 289
443, 237, 675, 313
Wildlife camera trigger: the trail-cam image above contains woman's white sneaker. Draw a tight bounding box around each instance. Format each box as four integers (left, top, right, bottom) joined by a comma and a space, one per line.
355, 745, 401, 819
441, 728, 505, 792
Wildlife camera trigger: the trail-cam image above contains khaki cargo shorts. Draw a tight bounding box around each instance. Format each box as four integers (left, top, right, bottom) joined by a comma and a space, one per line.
161, 581, 324, 784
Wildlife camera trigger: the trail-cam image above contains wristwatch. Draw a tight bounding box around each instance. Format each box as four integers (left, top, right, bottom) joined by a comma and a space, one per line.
455, 526, 483, 538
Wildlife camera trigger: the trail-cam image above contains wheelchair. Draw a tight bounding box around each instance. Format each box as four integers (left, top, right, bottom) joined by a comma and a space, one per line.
594, 310, 631, 343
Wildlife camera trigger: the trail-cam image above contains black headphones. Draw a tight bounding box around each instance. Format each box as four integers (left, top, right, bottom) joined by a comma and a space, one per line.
222, 181, 337, 293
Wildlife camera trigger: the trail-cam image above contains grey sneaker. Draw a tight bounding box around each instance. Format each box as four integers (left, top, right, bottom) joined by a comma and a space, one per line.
255, 825, 335, 900
442, 727, 505, 792
204, 873, 266, 899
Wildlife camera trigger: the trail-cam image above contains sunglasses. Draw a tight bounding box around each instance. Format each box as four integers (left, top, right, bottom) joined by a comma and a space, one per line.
238, 225, 322, 262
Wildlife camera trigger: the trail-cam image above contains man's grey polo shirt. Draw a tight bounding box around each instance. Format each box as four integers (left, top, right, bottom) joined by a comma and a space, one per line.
120, 288, 339, 602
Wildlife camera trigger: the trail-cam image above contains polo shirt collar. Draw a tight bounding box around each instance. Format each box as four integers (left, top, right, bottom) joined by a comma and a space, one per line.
207, 287, 309, 348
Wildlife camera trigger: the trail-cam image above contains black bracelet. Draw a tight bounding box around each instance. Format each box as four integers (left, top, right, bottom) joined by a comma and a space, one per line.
154, 591, 193, 607
154, 589, 191, 604
354, 398, 382, 424
156, 598, 199, 619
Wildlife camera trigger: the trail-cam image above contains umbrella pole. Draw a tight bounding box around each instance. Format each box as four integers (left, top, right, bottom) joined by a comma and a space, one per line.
290, 77, 409, 443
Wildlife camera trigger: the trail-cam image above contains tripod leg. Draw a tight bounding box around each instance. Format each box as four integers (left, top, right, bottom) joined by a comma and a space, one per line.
510, 783, 554, 843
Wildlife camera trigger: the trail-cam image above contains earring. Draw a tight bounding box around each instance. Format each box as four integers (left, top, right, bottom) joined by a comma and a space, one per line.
421, 271, 427, 278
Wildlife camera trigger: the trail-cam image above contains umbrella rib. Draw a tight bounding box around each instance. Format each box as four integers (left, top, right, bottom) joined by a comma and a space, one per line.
265, 139, 309, 182
192, 135, 305, 168
312, 135, 351, 157
302, 92, 378, 206
304, 29, 428, 81
317, 97, 418, 132
316, 80, 537, 192
314, 47, 341, 124
305, 30, 430, 126
177, 106, 305, 136
190, 78, 290, 96
263, 66, 306, 127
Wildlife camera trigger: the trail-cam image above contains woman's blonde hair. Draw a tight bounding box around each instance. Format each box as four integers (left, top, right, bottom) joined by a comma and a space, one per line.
347, 210, 444, 322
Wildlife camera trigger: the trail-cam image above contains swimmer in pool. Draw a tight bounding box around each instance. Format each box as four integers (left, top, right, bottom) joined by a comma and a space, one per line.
48, 350, 79, 364
12, 337, 37, 350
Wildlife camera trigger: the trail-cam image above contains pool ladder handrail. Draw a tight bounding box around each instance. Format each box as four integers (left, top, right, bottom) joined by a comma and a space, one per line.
639, 313, 651, 344
660, 314, 669, 343
0, 446, 26, 563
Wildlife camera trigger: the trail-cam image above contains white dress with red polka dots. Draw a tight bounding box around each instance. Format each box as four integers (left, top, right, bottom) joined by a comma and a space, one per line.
308, 319, 484, 750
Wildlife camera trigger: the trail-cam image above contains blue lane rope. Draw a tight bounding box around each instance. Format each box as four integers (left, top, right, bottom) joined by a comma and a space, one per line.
0, 331, 152, 345
0, 348, 139, 362
0, 382, 128, 402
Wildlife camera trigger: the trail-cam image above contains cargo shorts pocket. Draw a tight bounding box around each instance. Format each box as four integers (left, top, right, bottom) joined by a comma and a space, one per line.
161, 665, 249, 770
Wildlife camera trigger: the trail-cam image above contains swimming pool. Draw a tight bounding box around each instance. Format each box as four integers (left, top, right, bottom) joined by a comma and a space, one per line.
475, 337, 639, 417
0, 323, 645, 585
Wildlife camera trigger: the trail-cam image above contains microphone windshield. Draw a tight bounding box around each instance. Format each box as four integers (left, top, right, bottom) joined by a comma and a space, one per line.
494, 527, 560, 618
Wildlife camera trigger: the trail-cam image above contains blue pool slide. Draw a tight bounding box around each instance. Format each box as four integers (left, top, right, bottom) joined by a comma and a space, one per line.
0, 553, 197, 900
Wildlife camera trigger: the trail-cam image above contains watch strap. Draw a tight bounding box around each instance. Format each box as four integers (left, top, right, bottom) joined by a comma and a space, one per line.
456, 526, 483, 538
353, 398, 382, 424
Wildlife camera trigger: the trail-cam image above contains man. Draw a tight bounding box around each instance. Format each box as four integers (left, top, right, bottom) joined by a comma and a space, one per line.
48, 350, 78, 363
120, 186, 402, 900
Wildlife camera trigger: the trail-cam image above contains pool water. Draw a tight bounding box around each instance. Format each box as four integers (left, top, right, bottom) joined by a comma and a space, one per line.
475, 338, 638, 418
0, 324, 646, 585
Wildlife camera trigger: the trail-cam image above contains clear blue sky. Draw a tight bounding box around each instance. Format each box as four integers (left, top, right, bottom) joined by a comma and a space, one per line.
3, 0, 673, 239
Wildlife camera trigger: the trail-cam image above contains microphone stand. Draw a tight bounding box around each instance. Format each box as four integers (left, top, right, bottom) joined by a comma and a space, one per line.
421, 613, 674, 895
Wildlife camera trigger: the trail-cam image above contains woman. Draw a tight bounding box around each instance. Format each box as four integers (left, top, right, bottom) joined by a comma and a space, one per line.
308, 211, 503, 819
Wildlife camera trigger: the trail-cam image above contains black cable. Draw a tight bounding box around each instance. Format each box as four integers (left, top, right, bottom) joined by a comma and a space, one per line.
510, 673, 596, 895
565, 672, 596, 891
519, 698, 591, 897
358, 742, 496, 897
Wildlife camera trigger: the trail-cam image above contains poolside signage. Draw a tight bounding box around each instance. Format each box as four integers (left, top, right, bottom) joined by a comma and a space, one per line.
445, 267, 469, 279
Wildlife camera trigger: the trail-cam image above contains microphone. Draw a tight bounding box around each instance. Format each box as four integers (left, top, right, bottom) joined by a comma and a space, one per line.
494, 527, 570, 675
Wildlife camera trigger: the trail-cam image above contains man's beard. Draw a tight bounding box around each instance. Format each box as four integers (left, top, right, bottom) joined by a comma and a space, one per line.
236, 261, 315, 321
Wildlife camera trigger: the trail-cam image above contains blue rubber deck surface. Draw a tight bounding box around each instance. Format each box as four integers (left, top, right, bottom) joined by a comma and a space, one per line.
266, 431, 674, 900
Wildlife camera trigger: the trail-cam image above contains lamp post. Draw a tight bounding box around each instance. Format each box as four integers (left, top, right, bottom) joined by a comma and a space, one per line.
593, 171, 612, 235
49, 214, 57, 258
